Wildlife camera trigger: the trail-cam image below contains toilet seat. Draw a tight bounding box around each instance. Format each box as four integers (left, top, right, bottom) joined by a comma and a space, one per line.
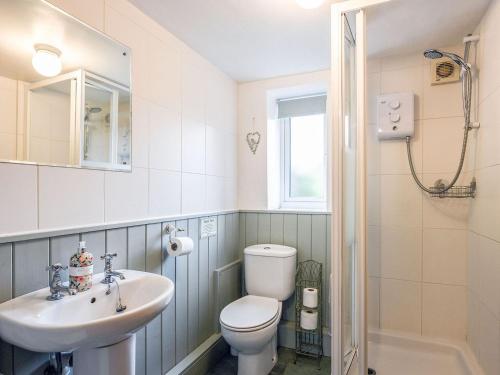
220, 295, 280, 332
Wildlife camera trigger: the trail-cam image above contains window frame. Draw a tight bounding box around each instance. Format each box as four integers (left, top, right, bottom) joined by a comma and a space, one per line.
279, 113, 327, 210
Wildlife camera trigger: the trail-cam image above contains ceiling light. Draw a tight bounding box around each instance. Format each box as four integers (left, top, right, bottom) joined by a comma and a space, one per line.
32, 44, 62, 77
295, 0, 325, 9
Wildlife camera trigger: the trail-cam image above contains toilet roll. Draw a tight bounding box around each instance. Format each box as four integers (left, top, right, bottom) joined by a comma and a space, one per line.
167, 237, 194, 257
303, 287, 318, 308
300, 309, 318, 330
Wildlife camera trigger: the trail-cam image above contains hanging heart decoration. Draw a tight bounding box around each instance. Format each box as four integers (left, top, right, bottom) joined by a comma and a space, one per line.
246, 131, 261, 155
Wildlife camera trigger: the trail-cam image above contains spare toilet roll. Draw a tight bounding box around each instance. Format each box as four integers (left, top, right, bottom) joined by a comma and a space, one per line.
303, 287, 318, 308
300, 309, 318, 330
167, 237, 194, 257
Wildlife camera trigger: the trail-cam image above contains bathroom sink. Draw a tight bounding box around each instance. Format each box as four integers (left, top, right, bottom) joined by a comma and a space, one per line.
0, 269, 174, 353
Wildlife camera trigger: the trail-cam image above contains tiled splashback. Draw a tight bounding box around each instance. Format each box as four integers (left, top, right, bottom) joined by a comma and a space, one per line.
0, 210, 331, 374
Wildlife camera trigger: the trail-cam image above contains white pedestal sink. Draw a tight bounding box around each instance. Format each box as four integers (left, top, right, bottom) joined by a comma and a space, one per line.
0, 270, 174, 375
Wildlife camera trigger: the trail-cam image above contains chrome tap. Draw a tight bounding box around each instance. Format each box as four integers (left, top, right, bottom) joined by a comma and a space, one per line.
46, 264, 70, 301
100, 253, 125, 285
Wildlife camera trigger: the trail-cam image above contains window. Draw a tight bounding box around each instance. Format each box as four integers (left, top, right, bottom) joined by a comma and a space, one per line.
278, 94, 327, 209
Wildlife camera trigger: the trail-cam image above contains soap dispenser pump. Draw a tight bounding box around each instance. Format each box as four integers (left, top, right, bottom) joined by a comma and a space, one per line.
69, 241, 94, 292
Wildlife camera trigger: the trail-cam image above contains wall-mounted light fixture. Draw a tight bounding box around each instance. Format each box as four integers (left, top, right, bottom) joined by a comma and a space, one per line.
32, 44, 62, 77
295, 0, 325, 9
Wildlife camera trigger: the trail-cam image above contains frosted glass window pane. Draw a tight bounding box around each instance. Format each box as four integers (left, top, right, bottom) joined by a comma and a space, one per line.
289, 114, 325, 199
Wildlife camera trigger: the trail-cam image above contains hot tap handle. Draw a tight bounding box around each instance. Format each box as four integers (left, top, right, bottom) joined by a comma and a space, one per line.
100, 253, 118, 261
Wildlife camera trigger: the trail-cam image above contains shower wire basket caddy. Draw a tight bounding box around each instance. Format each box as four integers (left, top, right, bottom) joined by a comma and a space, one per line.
428, 178, 476, 198
294, 260, 323, 368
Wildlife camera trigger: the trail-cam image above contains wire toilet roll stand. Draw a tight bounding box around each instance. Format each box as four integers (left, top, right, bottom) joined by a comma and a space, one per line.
294, 260, 323, 368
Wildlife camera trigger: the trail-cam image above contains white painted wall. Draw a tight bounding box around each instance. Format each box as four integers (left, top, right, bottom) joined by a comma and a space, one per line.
0, 76, 18, 160
466, 1, 500, 373
237, 70, 330, 210
0, 0, 237, 235
366, 46, 470, 341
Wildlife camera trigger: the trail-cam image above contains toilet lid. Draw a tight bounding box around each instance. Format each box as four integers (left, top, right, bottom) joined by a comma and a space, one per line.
220, 295, 279, 330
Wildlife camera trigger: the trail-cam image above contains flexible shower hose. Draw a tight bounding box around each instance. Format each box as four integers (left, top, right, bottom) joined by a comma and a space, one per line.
405, 64, 472, 194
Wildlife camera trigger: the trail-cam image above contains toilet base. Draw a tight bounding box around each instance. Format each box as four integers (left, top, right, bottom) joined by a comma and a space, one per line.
236, 334, 277, 375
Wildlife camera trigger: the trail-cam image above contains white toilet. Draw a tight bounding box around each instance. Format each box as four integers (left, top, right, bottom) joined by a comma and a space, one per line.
219, 244, 297, 375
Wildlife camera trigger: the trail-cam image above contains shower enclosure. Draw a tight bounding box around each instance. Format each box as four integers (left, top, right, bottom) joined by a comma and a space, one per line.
331, 1, 388, 374
331, 1, 485, 375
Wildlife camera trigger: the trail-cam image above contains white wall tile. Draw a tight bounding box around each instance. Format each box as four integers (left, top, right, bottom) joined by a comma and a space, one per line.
479, 235, 500, 319
380, 120, 422, 174
105, 168, 148, 222
181, 173, 206, 214
366, 125, 380, 176
368, 277, 380, 329
422, 175, 469, 229
224, 177, 237, 210
206, 126, 225, 177
468, 231, 481, 294
131, 96, 149, 168
0, 163, 37, 233
0, 0, 238, 239
105, 4, 149, 100
149, 169, 181, 217
147, 35, 181, 112
367, 225, 380, 277
380, 278, 422, 334
380, 174, 422, 228
181, 118, 205, 174
381, 226, 422, 281
206, 175, 225, 212
422, 117, 467, 174
381, 52, 424, 72
39, 166, 104, 229
479, 303, 500, 375
0, 134, 17, 160
423, 75, 463, 119
380, 66, 423, 119
224, 132, 237, 178
367, 175, 380, 226
422, 283, 466, 340
467, 291, 481, 359
181, 48, 206, 124
149, 103, 182, 171
423, 228, 467, 285
367, 73, 380, 125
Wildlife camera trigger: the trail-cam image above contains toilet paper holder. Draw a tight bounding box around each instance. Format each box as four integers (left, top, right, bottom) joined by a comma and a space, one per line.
164, 224, 185, 245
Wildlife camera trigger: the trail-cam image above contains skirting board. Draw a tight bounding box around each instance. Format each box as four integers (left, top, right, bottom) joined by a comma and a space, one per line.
165, 334, 229, 375
278, 320, 332, 357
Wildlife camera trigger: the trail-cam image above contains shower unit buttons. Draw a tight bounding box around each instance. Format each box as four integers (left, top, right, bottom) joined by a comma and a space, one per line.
377, 92, 414, 140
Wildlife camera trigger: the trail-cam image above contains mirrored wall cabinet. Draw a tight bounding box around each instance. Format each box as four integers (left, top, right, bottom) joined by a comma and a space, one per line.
0, 0, 132, 171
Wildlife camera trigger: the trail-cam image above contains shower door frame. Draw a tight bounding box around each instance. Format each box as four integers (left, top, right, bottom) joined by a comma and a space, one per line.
330, 1, 390, 375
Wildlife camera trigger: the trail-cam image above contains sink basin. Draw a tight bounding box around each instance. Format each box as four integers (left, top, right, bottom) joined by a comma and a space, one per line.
0, 269, 174, 353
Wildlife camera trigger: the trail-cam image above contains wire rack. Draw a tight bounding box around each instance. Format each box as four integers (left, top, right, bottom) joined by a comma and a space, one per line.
428, 178, 476, 198
294, 260, 323, 369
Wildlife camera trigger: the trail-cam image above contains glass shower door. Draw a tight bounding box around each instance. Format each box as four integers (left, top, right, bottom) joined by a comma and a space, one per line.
341, 14, 357, 372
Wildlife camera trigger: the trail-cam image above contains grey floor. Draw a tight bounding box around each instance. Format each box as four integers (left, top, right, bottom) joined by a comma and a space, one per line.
206, 347, 331, 375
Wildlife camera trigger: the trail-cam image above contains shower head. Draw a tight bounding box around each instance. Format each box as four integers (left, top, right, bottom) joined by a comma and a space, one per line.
423, 49, 470, 71
423, 49, 443, 59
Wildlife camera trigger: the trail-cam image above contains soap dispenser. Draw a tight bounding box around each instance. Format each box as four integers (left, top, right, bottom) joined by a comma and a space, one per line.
69, 241, 94, 292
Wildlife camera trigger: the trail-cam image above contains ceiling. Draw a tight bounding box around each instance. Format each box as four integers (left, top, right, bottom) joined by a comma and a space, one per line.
128, 0, 492, 82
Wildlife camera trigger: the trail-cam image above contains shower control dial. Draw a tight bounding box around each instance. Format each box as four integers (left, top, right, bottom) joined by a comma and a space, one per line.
389, 100, 400, 110
390, 113, 401, 123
